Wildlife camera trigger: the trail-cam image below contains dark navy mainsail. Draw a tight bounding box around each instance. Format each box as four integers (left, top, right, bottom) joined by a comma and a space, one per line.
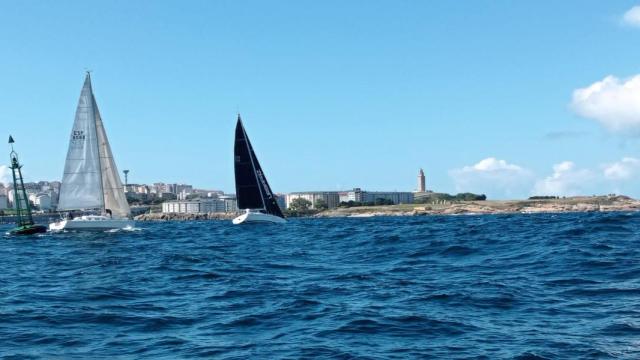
234, 115, 284, 218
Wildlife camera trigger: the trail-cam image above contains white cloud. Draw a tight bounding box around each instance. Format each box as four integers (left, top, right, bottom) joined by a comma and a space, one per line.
603, 157, 640, 180
571, 75, 640, 135
0, 165, 10, 186
532, 161, 595, 196
452, 157, 640, 199
463, 157, 523, 172
450, 158, 534, 199
623, 6, 640, 27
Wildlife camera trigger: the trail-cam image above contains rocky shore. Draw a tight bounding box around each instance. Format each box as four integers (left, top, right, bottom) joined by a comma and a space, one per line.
316, 195, 640, 218
133, 196, 640, 221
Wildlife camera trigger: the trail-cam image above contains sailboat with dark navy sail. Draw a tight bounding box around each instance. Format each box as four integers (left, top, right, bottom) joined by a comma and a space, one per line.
232, 115, 286, 224
49, 73, 133, 231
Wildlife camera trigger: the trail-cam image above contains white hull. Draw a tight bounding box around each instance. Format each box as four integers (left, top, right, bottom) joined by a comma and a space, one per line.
49, 215, 135, 232
232, 211, 286, 225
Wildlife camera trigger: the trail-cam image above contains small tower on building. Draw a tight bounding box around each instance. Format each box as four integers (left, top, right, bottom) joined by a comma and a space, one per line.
417, 168, 426, 192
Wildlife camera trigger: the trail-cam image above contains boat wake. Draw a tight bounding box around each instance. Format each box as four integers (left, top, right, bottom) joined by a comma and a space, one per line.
105, 226, 142, 233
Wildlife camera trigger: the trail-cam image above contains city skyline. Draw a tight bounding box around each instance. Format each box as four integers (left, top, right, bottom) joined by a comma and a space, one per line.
2, 2, 640, 198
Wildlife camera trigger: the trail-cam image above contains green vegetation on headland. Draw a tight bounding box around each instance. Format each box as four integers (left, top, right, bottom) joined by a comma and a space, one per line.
282, 192, 488, 217
284, 198, 318, 217
414, 192, 487, 203
317, 195, 640, 218
339, 199, 395, 208
336, 192, 487, 209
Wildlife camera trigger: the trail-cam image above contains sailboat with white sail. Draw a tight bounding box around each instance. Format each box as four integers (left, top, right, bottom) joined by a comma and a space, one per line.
232, 115, 286, 224
49, 73, 134, 231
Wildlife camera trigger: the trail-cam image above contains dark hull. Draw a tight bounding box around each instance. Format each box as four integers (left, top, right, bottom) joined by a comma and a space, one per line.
9, 225, 48, 235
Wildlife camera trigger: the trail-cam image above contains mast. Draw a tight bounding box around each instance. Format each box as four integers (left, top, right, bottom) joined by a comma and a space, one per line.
8, 136, 35, 227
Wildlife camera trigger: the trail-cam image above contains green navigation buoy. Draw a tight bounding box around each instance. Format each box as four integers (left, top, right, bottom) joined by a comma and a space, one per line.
7, 136, 47, 235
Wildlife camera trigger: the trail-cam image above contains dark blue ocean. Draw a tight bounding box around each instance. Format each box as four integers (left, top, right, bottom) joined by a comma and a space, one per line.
2, 212, 640, 359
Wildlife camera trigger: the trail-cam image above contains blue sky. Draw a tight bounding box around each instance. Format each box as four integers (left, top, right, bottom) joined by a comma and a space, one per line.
2, 1, 640, 198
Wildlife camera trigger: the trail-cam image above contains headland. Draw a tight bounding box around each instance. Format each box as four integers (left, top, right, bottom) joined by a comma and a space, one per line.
315, 195, 640, 218
129, 195, 640, 221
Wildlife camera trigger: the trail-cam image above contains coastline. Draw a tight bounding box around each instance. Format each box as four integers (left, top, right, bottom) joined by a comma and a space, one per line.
132, 195, 640, 221
316, 195, 640, 218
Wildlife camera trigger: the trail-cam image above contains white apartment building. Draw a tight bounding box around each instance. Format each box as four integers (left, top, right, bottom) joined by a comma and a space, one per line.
219, 195, 238, 213
344, 188, 414, 204
162, 198, 236, 214
286, 191, 341, 209
35, 193, 52, 211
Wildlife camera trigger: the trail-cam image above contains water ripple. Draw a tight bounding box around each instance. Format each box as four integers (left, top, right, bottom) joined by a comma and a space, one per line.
1, 213, 640, 358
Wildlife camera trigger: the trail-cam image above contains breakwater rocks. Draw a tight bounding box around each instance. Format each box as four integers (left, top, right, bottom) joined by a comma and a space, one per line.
316, 195, 640, 218
135, 212, 236, 221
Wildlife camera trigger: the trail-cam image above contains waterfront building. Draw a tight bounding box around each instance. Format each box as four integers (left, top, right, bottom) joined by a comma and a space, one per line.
286, 191, 341, 209
219, 195, 239, 213
125, 184, 150, 194
225, 199, 238, 213
151, 183, 193, 195
162, 198, 234, 214
417, 168, 426, 192
35, 193, 52, 211
345, 188, 414, 204
177, 190, 192, 200
345, 188, 365, 202
338, 192, 350, 203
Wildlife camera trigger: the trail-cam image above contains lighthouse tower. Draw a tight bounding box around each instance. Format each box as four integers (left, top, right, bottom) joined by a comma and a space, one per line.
417, 168, 426, 192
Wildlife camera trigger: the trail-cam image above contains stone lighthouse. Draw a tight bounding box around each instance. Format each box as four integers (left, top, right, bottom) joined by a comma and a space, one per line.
417, 168, 426, 192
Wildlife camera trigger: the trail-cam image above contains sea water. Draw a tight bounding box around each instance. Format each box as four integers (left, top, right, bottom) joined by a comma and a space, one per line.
1, 212, 640, 359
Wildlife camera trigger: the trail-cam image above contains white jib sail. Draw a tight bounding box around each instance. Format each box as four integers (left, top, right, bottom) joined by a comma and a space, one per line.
94, 99, 131, 218
57, 75, 104, 211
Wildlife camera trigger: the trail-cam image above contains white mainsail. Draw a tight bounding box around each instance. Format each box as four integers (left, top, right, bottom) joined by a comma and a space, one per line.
57, 75, 104, 211
57, 74, 130, 218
